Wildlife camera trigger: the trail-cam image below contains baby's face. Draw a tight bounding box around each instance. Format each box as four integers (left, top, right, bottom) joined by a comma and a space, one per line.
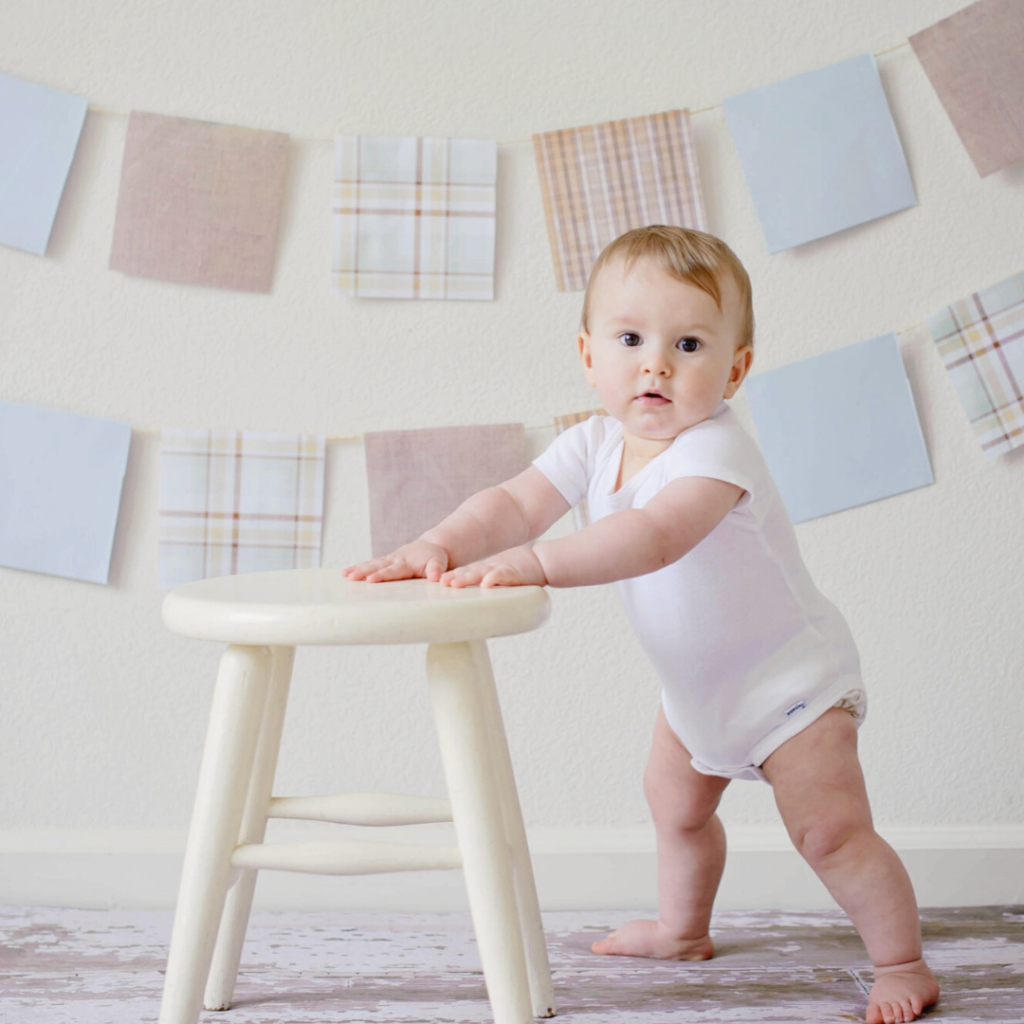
578, 256, 753, 442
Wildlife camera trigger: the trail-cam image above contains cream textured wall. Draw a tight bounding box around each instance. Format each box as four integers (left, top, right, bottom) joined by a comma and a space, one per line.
2, 0, 1024, 906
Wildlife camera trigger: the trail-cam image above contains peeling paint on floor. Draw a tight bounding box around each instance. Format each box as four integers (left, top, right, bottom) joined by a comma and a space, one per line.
1, 906, 1021, 1022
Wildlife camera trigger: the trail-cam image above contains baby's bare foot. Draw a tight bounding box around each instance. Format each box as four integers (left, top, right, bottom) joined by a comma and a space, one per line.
866, 959, 939, 1023
591, 918, 714, 960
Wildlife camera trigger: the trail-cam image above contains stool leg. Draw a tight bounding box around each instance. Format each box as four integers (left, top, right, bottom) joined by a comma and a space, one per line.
158, 644, 272, 1024
427, 641, 532, 1024
204, 645, 296, 1011
471, 640, 556, 1018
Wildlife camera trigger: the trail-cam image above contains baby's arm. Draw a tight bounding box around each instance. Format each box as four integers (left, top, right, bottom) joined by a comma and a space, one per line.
342, 467, 570, 582
441, 476, 744, 588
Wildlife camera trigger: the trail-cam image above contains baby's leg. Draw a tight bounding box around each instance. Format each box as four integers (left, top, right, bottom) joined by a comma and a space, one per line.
592, 707, 730, 960
762, 709, 939, 1024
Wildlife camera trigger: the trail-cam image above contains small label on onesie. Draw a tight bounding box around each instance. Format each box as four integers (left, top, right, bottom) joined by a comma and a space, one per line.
785, 700, 806, 717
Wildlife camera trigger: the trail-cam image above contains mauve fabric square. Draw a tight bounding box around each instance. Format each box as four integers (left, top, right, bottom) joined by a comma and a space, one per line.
910, 0, 1024, 177
364, 424, 527, 557
110, 112, 288, 292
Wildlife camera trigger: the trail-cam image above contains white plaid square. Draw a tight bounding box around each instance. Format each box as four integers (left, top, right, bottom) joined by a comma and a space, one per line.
926, 271, 1024, 458
332, 135, 497, 300
159, 430, 326, 588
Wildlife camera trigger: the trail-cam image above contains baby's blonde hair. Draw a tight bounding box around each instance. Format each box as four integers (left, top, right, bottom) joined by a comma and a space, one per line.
581, 225, 754, 350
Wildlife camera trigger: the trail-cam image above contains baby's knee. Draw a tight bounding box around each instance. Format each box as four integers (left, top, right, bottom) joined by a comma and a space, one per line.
643, 766, 720, 834
790, 815, 869, 866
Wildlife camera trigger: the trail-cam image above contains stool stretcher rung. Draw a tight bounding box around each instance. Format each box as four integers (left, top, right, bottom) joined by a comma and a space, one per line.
231, 839, 463, 875
267, 792, 453, 826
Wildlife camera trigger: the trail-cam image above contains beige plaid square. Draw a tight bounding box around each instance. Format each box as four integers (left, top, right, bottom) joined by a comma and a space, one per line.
159, 430, 326, 588
926, 271, 1024, 458
554, 409, 605, 529
332, 135, 497, 300
533, 110, 706, 291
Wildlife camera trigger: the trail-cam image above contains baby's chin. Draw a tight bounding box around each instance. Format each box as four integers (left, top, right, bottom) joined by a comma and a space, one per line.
621, 406, 714, 439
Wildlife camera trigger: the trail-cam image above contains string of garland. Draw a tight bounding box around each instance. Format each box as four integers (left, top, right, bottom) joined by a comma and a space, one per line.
81, 41, 913, 144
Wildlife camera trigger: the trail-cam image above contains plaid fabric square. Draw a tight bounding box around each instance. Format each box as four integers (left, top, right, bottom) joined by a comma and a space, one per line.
109, 112, 289, 293
364, 424, 526, 557
533, 110, 706, 292
332, 135, 497, 300
554, 409, 606, 529
910, 0, 1024, 177
159, 430, 326, 588
925, 271, 1024, 458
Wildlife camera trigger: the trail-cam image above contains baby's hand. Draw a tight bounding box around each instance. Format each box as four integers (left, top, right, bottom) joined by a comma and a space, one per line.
342, 540, 449, 583
440, 546, 547, 589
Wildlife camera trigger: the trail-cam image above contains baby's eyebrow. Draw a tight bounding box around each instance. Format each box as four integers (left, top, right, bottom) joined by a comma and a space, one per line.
603, 316, 719, 335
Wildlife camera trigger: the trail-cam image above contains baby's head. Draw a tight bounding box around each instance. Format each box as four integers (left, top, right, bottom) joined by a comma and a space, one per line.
578, 226, 755, 441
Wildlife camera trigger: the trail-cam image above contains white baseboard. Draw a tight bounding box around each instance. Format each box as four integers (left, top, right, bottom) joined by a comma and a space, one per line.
2, 825, 1022, 911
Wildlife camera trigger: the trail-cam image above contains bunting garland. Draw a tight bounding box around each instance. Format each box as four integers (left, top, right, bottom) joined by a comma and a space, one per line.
2, 1, 1023, 587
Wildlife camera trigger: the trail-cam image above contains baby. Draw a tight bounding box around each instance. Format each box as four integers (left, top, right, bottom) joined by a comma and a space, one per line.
344, 225, 939, 1024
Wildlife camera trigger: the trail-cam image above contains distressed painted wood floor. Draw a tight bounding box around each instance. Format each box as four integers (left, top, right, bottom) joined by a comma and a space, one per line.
2, 906, 1022, 1023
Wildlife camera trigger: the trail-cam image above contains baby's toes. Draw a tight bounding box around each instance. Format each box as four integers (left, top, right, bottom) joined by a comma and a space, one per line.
867, 1002, 889, 1024
590, 933, 620, 955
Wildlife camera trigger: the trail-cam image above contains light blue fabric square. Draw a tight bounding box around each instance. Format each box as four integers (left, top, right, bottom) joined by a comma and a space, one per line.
0, 402, 132, 583
723, 54, 917, 253
745, 334, 933, 523
0, 72, 88, 256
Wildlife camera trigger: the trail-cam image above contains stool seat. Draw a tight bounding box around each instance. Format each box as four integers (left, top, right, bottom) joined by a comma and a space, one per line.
163, 568, 550, 646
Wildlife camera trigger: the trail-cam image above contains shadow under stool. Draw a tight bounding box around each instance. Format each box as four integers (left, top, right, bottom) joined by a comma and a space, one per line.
157, 569, 556, 1024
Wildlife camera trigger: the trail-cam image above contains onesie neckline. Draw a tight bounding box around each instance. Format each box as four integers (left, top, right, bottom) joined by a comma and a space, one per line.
604, 402, 730, 504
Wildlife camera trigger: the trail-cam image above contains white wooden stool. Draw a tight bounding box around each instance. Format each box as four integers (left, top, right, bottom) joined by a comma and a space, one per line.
158, 569, 555, 1024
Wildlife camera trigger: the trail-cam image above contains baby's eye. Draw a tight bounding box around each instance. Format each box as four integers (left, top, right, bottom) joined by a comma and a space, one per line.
619, 333, 642, 347
677, 337, 701, 353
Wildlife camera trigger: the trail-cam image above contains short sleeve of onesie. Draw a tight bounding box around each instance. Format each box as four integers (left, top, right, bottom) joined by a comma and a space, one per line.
531, 417, 605, 509
655, 411, 763, 514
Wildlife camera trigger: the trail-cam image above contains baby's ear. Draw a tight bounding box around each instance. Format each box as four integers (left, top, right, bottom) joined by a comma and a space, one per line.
577, 331, 596, 385
724, 345, 754, 399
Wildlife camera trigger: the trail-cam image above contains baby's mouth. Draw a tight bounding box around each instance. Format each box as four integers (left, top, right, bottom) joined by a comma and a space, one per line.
636, 391, 671, 406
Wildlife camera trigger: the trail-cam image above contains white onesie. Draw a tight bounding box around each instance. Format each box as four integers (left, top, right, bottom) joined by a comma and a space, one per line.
533, 401, 866, 782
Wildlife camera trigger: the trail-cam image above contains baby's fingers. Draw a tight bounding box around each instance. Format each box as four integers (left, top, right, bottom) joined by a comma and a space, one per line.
424, 556, 447, 582
343, 558, 388, 580
441, 565, 485, 588
365, 560, 418, 582
480, 566, 519, 588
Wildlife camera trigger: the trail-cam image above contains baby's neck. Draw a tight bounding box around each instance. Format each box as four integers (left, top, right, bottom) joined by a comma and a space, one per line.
621, 430, 676, 461
618, 401, 726, 462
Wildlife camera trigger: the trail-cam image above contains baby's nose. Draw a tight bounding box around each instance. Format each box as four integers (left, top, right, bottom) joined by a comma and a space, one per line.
642, 352, 672, 375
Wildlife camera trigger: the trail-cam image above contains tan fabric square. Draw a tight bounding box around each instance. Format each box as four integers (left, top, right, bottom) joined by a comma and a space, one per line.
110, 112, 289, 292
533, 110, 706, 291
910, 0, 1024, 176
364, 424, 527, 557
